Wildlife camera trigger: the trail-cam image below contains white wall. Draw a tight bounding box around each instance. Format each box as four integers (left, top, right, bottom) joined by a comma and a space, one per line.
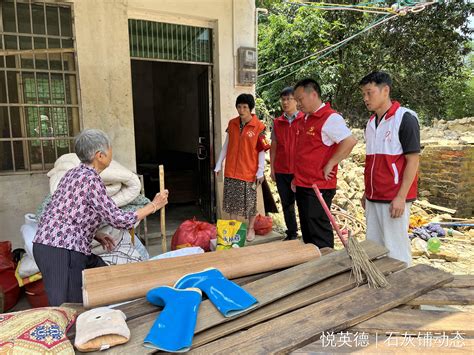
1, 0, 257, 247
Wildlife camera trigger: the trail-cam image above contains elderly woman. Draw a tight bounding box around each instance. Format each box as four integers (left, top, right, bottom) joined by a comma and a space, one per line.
33, 129, 168, 306
214, 94, 270, 242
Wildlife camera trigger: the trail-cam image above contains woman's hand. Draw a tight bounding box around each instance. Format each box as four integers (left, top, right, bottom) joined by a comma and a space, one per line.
95, 232, 116, 252
152, 189, 169, 211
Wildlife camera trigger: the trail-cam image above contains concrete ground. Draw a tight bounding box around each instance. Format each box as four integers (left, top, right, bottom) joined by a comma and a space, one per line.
141, 203, 283, 256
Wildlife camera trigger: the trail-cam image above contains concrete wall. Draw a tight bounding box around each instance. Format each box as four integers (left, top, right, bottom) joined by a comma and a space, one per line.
0, 0, 257, 247
0, 175, 49, 248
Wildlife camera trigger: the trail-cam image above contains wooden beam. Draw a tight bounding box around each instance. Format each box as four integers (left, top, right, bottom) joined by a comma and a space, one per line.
191, 257, 406, 349
350, 308, 474, 336
82, 240, 321, 308
406, 287, 474, 306
190, 265, 453, 354
442, 275, 474, 289
112, 240, 388, 354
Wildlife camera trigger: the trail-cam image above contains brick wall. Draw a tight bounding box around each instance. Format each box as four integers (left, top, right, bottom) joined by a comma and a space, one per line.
419, 144, 473, 217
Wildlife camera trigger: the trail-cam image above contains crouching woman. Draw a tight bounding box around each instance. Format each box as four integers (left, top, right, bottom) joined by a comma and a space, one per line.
33, 128, 168, 306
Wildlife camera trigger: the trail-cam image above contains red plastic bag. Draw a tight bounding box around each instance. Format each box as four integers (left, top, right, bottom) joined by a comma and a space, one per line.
171, 218, 217, 251
254, 214, 273, 235
0, 241, 20, 311
0, 241, 14, 270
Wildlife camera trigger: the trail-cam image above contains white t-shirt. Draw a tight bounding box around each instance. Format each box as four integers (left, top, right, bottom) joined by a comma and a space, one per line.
307, 103, 352, 146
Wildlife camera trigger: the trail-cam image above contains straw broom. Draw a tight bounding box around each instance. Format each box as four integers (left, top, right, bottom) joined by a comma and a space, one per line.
312, 183, 389, 288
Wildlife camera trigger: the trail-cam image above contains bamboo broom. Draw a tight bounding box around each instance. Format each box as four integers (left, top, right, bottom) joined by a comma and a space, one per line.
312, 183, 388, 288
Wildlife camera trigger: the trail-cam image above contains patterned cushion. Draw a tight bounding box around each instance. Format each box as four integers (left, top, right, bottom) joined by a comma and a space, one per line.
0, 307, 76, 354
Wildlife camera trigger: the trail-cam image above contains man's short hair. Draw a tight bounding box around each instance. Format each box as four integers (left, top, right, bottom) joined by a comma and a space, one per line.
359, 71, 392, 89
280, 87, 294, 98
235, 93, 255, 111
294, 78, 322, 98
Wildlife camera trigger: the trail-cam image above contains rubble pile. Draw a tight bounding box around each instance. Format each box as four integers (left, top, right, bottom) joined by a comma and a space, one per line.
265, 117, 473, 275
420, 117, 474, 144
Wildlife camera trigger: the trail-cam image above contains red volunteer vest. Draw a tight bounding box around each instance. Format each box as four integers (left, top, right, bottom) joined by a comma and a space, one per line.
273, 111, 304, 174
364, 101, 418, 202
224, 114, 265, 182
293, 104, 339, 189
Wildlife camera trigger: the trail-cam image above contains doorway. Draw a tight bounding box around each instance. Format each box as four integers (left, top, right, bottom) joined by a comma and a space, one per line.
131, 60, 215, 236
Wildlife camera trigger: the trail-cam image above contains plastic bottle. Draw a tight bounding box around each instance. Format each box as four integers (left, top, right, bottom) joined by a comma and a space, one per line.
427, 237, 441, 253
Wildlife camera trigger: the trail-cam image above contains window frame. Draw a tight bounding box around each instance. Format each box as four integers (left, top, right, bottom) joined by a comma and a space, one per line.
0, 0, 81, 175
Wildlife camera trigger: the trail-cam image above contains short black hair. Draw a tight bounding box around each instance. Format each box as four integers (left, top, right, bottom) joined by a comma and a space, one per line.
359, 71, 392, 89
294, 78, 322, 98
280, 87, 294, 98
235, 93, 255, 111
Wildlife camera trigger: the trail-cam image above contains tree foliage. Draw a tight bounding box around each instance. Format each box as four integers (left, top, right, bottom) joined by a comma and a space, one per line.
256, 1, 473, 126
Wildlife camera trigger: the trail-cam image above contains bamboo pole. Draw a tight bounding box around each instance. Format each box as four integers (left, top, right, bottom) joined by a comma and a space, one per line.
82, 240, 321, 308
159, 165, 167, 253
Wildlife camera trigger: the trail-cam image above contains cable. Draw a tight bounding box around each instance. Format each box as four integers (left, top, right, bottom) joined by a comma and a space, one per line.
258, 14, 388, 79
257, 0, 439, 81
257, 14, 396, 88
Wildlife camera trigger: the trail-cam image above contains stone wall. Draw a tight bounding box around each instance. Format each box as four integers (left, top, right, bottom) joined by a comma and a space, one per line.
419, 144, 473, 217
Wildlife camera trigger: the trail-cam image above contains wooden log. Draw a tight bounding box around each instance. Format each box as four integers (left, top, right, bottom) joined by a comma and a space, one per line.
82, 240, 321, 308
442, 275, 474, 288
406, 287, 474, 306
350, 308, 474, 336
112, 240, 389, 354
191, 257, 405, 349
414, 200, 456, 214
159, 164, 167, 253
190, 265, 453, 354
294, 335, 474, 354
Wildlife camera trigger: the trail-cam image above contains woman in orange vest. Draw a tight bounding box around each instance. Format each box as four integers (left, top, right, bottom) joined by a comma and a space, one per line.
214, 94, 270, 242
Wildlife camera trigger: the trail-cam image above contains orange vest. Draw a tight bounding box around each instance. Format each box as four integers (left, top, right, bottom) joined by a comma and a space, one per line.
224, 114, 265, 182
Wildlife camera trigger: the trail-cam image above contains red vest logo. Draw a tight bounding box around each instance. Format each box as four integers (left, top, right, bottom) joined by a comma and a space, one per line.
306, 126, 316, 136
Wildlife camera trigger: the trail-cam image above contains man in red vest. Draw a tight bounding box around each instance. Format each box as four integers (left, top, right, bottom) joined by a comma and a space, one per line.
270, 87, 305, 241
293, 79, 357, 248
359, 71, 420, 265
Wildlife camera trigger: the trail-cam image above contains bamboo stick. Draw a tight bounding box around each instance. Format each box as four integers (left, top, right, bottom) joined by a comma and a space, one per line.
159, 165, 167, 253
82, 240, 320, 308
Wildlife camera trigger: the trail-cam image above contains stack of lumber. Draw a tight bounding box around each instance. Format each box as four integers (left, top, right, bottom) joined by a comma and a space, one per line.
82, 240, 320, 307
69, 240, 473, 354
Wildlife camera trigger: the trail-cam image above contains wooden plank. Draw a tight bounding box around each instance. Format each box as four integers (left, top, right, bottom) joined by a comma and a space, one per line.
190, 265, 453, 354
406, 287, 474, 306
294, 335, 474, 354
414, 200, 456, 214
191, 257, 406, 349
114, 240, 389, 354
442, 275, 474, 288
158, 164, 167, 253
350, 308, 474, 336
82, 240, 320, 307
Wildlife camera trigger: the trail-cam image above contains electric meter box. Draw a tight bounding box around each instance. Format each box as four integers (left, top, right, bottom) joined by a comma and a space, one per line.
237, 47, 257, 85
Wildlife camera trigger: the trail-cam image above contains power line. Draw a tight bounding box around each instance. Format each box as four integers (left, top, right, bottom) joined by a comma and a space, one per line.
258, 14, 397, 89
257, 0, 440, 84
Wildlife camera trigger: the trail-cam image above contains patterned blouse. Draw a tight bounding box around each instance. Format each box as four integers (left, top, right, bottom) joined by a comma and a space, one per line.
33, 164, 138, 255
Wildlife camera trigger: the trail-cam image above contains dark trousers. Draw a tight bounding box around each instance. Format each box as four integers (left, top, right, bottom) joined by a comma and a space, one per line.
33, 242, 106, 306
275, 173, 298, 238
295, 187, 336, 249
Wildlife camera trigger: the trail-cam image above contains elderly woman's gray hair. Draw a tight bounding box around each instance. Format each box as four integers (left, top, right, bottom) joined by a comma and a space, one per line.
74, 129, 111, 163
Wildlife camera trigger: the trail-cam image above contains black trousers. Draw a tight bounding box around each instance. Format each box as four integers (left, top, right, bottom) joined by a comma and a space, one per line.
33, 242, 106, 306
275, 173, 298, 238
295, 187, 336, 249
